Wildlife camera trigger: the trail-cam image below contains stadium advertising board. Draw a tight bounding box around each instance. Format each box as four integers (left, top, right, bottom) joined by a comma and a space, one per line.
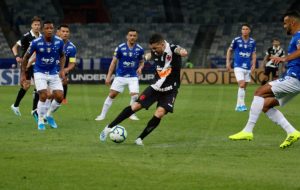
181, 68, 266, 84
68, 70, 155, 84
0, 68, 268, 85
0, 69, 20, 85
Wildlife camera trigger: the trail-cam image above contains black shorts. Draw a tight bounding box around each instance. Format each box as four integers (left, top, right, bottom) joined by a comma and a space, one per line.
25, 65, 34, 80
264, 67, 278, 78
137, 86, 178, 113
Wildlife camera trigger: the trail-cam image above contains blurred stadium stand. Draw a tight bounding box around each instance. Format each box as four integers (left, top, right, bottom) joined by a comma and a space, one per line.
0, 0, 298, 69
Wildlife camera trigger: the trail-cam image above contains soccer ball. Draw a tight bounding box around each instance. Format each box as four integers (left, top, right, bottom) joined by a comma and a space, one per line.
109, 125, 127, 143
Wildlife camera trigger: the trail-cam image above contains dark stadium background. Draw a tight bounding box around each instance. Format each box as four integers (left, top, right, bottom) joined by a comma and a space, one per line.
0, 0, 298, 84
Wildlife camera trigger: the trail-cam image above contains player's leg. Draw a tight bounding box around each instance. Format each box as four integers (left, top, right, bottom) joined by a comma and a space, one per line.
99, 86, 157, 142
234, 68, 247, 111
34, 73, 48, 130
61, 75, 69, 104
261, 67, 270, 85
95, 77, 124, 121
135, 90, 178, 145
229, 84, 274, 140
128, 77, 140, 120
11, 72, 31, 116
265, 77, 300, 148
135, 107, 165, 146
46, 74, 64, 129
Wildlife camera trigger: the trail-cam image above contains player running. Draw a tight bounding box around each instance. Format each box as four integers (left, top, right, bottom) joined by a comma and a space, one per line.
21, 20, 65, 130
226, 23, 256, 112
57, 24, 77, 104
11, 16, 42, 121
95, 28, 144, 121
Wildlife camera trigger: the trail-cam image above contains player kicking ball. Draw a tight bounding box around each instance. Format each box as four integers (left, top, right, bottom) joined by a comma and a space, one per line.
99, 33, 188, 145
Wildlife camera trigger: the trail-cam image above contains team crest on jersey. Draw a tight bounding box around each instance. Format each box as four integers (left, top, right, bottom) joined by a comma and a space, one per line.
244, 45, 247, 48
166, 55, 172, 62
39, 48, 44, 52
47, 48, 51, 53
129, 52, 133, 57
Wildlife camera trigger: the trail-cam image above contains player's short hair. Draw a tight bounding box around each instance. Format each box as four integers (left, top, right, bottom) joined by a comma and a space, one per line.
149, 33, 164, 44
283, 10, 300, 20
31, 16, 41, 23
58, 24, 69, 30
43, 20, 54, 27
127, 28, 137, 34
241, 23, 251, 30
272, 38, 280, 42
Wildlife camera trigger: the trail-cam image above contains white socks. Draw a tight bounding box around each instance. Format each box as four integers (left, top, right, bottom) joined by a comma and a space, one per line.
237, 87, 245, 106
243, 96, 264, 133
37, 101, 48, 122
130, 94, 138, 105
266, 108, 296, 134
47, 99, 61, 117
100, 96, 114, 117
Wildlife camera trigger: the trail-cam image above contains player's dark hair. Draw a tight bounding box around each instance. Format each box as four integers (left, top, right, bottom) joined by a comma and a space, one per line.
241, 23, 251, 30
43, 20, 54, 27
149, 33, 164, 44
58, 24, 69, 30
127, 28, 137, 34
272, 38, 280, 42
283, 10, 300, 20
31, 16, 41, 23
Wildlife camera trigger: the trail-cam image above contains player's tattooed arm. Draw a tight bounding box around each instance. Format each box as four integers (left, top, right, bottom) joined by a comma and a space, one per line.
174, 46, 188, 57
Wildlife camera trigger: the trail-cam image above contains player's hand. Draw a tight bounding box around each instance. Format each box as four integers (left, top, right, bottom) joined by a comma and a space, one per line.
144, 53, 151, 61
179, 49, 188, 57
271, 56, 285, 65
105, 78, 111, 86
136, 68, 142, 76
16, 57, 22, 64
59, 70, 65, 80
251, 64, 256, 72
226, 63, 232, 72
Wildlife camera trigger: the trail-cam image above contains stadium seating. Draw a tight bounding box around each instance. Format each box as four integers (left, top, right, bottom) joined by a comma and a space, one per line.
5, 0, 60, 26
0, 28, 12, 58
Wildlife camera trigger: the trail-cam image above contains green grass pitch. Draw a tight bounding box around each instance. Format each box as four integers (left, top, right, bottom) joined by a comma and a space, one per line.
1, 84, 300, 190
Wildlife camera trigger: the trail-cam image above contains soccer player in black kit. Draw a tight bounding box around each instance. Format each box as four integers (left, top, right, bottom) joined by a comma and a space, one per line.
11, 16, 42, 121
100, 33, 188, 145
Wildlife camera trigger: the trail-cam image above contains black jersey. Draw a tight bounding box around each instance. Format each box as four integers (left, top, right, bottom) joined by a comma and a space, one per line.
150, 42, 182, 92
18, 30, 41, 57
265, 46, 285, 68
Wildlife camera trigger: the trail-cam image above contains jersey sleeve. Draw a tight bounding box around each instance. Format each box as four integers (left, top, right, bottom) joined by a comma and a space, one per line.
230, 39, 236, 49
69, 46, 77, 63
27, 40, 36, 55
252, 41, 256, 53
296, 38, 300, 49
138, 48, 144, 61
114, 47, 121, 59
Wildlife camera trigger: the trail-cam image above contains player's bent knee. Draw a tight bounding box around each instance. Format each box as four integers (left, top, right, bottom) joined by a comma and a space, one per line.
38, 90, 48, 101
131, 102, 142, 111
154, 107, 166, 118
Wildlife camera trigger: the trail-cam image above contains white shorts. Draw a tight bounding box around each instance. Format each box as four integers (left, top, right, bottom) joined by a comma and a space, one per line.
34, 72, 63, 92
111, 77, 139, 93
269, 76, 300, 106
234, 68, 251, 82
